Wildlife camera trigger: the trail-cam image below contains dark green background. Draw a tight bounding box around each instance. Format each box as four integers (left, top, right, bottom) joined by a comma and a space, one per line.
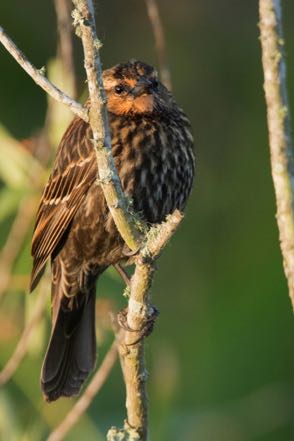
1, 1, 294, 440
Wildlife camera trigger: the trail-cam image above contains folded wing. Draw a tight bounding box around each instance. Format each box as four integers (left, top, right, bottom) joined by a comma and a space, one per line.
30, 117, 97, 291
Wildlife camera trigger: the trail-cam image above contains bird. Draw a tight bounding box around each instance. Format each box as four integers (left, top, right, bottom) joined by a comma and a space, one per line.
30, 59, 195, 402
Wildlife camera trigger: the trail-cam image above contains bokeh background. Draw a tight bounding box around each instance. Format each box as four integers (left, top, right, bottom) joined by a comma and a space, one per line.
1, 1, 294, 440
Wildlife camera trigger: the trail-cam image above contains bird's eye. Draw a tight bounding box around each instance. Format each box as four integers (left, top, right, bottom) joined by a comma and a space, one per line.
115, 85, 125, 95
152, 79, 159, 90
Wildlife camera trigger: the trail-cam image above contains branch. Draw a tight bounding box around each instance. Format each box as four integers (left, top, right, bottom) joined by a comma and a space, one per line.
0, 196, 36, 302
145, 0, 172, 90
108, 210, 183, 441
54, 0, 77, 97
0, 26, 87, 121
0, 277, 48, 385
46, 340, 118, 441
71, 0, 141, 252
142, 210, 184, 258
259, 0, 294, 307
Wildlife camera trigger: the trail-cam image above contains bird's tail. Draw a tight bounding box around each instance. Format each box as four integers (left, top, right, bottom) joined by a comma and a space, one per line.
41, 288, 96, 402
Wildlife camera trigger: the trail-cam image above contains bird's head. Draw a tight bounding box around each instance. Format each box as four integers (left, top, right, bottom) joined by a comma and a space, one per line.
103, 60, 172, 116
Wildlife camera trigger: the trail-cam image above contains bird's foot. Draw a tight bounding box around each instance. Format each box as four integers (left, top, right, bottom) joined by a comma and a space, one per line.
114, 263, 131, 286
117, 305, 159, 345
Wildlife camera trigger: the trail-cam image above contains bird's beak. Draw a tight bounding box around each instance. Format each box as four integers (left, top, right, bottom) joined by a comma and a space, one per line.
131, 79, 152, 97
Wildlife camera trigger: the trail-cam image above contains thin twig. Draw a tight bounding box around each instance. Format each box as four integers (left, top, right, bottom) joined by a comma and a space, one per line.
46, 340, 118, 441
0, 196, 36, 302
142, 210, 184, 258
259, 0, 294, 307
54, 0, 77, 98
72, 0, 141, 252
0, 277, 48, 385
114, 263, 131, 287
0, 26, 87, 121
145, 0, 172, 90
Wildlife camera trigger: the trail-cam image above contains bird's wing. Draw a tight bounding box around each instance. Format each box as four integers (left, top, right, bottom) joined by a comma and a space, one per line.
30, 117, 97, 291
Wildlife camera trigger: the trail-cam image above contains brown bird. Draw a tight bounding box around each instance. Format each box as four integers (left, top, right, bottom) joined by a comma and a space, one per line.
30, 60, 195, 402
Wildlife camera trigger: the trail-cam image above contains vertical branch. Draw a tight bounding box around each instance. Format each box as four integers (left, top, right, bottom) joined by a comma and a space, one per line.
0, 276, 48, 385
72, 0, 141, 252
145, 0, 172, 90
259, 0, 294, 307
54, 0, 77, 97
0, 196, 36, 302
121, 263, 154, 440
108, 211, 183, 441
48, 0, 80, 145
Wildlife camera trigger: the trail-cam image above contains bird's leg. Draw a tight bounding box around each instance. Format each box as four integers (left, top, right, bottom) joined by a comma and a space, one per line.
114, 263, 131, 286
117, 305, 159, 345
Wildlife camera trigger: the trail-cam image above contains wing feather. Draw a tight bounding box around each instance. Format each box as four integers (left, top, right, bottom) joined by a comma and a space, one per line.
30, 118, 97, 291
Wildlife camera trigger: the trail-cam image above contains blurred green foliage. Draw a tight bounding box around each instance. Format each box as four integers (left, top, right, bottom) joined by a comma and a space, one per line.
1, 1, 294, 440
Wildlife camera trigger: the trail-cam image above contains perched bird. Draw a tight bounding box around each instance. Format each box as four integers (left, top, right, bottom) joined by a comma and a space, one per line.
30, 60, 195, 402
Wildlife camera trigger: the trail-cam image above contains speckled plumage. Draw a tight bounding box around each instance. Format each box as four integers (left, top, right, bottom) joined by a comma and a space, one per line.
30, 60, 195, 401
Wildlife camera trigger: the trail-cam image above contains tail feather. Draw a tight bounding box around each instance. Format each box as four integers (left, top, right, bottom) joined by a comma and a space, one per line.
41, 291, 96, 402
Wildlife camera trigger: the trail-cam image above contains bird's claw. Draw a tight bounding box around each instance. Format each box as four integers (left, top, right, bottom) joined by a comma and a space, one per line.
117, 306, 159, 345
